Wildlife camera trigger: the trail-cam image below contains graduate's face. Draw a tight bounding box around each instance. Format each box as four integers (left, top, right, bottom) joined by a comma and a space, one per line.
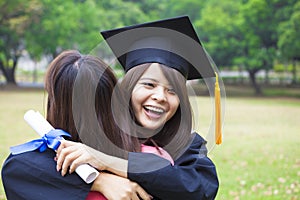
131, 63, 180, 130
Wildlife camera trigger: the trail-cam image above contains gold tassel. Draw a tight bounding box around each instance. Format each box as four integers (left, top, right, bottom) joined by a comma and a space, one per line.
215, 72, 222, 144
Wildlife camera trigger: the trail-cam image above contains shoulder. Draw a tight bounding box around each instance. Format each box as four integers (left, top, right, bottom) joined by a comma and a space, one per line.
2, 149, 91, 200
2, 150, 55, 175
2, 149, 65, 190
177, 132, 208, 158
189, 132, 207, 149
192, 132, 206, 144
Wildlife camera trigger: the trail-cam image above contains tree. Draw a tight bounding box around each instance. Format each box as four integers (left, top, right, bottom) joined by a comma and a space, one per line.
161, 0, 208, 21
0, 0, 150, 85
197, 0, 297, 95
232, 0, 281, 94
123, 0, 166, 20
24, 0, 96, 59
25, 0, 153, 60
0, 0, 40, 84
195, 0, 242, 67
278, 1, 300, 84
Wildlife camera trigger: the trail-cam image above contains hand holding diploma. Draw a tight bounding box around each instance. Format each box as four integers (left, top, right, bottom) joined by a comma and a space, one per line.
10, 110, 99, 184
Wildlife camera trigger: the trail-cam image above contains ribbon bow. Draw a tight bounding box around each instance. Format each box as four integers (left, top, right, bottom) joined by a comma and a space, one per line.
10, 129, 71, 155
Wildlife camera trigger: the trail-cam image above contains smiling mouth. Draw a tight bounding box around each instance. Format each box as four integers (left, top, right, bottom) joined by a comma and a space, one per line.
144, 105, 165, 118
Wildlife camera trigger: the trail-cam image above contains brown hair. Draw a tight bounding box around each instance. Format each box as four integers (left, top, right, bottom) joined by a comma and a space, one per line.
45, 50, 139, 158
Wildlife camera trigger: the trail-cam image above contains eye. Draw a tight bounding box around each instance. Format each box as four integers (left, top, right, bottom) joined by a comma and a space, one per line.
167, 88, 177, 95
141, 82, 156, 88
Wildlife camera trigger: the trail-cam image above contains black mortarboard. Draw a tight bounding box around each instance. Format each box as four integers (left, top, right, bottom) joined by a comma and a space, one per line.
100, 16, 215, 80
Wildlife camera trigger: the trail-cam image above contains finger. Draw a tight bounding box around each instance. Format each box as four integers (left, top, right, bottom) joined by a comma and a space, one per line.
56, 146, 76, 173
68, 145, 91, 173
56, 140, 67, 158
131, 193, 140, 200
56, 150, 65, 172
136, 185, 152, 200
129, 182, 143, 200
121, 195, 131, 200
69, 154, 86, 174
56, 140, 74, 161
61, 150, 82, 176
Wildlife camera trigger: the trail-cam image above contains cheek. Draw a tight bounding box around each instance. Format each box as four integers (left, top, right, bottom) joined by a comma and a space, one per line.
168, 96, 180, 116
131, 101, 139, 116
131, 91, 143, 113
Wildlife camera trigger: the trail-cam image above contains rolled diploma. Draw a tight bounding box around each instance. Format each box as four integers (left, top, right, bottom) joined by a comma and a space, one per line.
24, 110, 99, 184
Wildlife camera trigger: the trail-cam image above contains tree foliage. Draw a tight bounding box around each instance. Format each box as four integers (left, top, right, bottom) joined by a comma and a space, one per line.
0, 0, 40, 83
278, 1, 300, 61
0, 0, 299, 91
195, 0, 299, 94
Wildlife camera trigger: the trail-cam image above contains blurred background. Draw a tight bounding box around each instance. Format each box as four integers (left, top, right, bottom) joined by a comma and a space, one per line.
1, 0, 299, 92
0, 0, 299, 199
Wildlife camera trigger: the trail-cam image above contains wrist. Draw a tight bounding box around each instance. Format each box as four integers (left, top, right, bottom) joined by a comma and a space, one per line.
91, 172, 105, 192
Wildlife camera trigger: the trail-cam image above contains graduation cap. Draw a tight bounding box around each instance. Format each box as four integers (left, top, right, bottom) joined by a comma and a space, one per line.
101, 16, 223, 147
101, 16, 215, 80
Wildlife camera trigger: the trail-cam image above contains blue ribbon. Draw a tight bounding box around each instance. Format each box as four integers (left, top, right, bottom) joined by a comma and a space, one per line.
10, 129, 71, 155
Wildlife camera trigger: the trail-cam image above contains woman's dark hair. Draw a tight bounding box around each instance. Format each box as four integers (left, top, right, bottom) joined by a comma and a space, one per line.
45, 50, 139, 158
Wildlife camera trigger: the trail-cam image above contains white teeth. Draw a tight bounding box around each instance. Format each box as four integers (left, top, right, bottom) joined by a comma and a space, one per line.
144, 106, 164, 113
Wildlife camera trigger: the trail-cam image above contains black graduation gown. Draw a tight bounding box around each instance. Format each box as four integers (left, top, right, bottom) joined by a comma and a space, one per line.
1, 133, 218, 200
1, 149, 91, 200
128, 133, 219, 200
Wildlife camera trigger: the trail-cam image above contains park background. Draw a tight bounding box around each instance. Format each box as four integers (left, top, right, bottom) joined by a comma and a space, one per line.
0, 0, 299, 199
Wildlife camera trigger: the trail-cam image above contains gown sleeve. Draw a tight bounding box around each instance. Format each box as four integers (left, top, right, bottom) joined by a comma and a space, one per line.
128, 133, 219, 200
1, 149, 91, 200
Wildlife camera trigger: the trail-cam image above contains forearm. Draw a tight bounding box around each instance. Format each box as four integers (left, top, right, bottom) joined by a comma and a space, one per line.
128, 154, 218, 200
126, 134, 219, 200
98, 152, 128, 178
91, 171, 152, 200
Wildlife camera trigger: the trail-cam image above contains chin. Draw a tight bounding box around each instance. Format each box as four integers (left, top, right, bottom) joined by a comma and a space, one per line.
145, 126, 160, 130
142, 122, 164, 131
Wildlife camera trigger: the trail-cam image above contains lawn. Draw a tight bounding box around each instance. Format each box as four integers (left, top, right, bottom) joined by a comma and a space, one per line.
0, 90, 299, 200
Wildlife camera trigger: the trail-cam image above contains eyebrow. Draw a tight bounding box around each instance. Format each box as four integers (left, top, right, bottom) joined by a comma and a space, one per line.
139, 78, 173, 88
139, 78, 159, 82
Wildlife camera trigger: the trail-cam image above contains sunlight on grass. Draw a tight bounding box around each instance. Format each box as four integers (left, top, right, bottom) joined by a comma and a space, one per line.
0, 91, 299, 200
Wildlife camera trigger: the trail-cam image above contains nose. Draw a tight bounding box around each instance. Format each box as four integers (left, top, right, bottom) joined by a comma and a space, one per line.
151, 86, 167, 102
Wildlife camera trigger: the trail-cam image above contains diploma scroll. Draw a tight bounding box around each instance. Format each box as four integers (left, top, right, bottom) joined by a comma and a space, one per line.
24, 110, 99, 184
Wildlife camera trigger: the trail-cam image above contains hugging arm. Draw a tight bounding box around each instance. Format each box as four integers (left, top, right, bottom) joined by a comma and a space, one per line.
56, 134, 218, 200
91, 172, 152, 200
56, 141, 152, 200
2, 148, 151, 200
127, 134, 219, 200
56, 141, 128, 177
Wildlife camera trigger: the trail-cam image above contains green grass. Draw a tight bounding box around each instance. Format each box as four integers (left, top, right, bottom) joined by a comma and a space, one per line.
0, 90, 45, 200
0, 90, 300, 200
207, 97, 300, 200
